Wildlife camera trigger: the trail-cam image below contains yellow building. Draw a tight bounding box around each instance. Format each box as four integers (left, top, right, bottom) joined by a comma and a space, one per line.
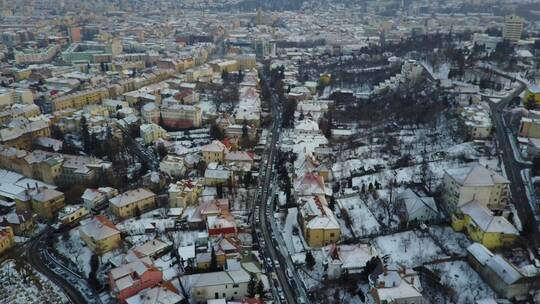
452, 200, 519, 250
201, 140, 228, 164
518, 117, 540, 138
0, 226, 14, 255
210, 59, 239, 73
58, 204, 89, 226
298, 196, 341, 247
52, 87, 110, 111
204, 163, 233, 186
140, 123, 168, 145
79, 215, 122, 254
232, 54, 256, 70
442, 166, 510, 212
168, 179, 202, 208
0, 119, 51, 150
15, 187, 65, 220
109, 188, 156, 219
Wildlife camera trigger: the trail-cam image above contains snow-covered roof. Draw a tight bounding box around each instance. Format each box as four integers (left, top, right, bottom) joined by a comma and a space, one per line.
191, 271, 233, 287
178, 245, 195, 260
467, 243, 523, 285
445, 165, 509, 187
125, 286, 184, 304
299, 196, 339, 230
460, 200, 518, 234
398, 189, 438, 217
79, 216, 120, 241
133, 239, 170, 258
294, 173, 326, 196
201, 140, 228, 153
109, 188, 155, 208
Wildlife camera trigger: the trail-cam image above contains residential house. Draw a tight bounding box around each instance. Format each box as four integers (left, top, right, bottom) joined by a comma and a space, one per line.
202, 140, 228, 164
369, 264, 426, 304
298, 196, 340, 247
324, 243, 377, 279
0, 211, 35, 236
295, 154, 332, 182
109, 188, 156, 219
0, 226, 14, 255
207, 214, 237, 237
57, 204, 89, 227
396, 189, 439, 223
133, 239, 171, 259
159, 155, 186, 178
160, 102, 202, 129
467, 243, 540, 300
225, 151, 254, 173
168, 179, 202, 208
212, 236, 243, 267
452, 200, 519, 249
141, 102, 160, 124
140, 123, 168, 145
182, 269, 250, 303
442, 166, 510, 212
125, 284, 184, 304
188, 199, 228, 229
204, 163, 232, 186
79, 215, 122, 254
109, 259, 163, 303
82, 187, 118, 211
15, 186, 65, 220
461, 103, 492, 139
294, 172, 327, 197
224, 124, 257, 144
519, 116, 540, 139
0, 118, 51, 150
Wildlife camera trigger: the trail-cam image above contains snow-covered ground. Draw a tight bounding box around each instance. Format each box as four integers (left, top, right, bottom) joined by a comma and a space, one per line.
428, 226, 471, 256
427, 261, 496, 304
0, 260, 69, 304
372, 230, 446, 267
337, 195, 381, 238
54, 228, 93, 278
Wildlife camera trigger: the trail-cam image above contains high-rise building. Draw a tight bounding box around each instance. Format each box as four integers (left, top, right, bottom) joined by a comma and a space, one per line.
503, 15, 524, 43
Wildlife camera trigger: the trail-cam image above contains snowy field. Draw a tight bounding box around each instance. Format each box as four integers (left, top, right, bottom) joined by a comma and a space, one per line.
427, 261, 496, 304
0, 260, 69, 304
337, 195, 381, 238
372, 230, 446, 267
428, 226, 472, 256
54, 228, 93, 278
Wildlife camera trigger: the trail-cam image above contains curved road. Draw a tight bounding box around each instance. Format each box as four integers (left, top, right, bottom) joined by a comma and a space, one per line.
478, 68, 540, 244
25, 232, 87, 304
25, 229, 102, 304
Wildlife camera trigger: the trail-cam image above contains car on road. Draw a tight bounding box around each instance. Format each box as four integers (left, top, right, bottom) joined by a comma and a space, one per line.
279, 292, 286, 302
286, 268, 293, 279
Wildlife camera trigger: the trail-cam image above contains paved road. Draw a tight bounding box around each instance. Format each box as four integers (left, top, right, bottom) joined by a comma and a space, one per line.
254, 71, 309, 304
118, 123, 160, 171
479, 67, 540, 245
25, 231, 88, 304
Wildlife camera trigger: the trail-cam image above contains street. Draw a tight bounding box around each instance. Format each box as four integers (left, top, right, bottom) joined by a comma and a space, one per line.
24, 228, 102, 304
254, 70, 309, 304
481, 67, 540, 246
